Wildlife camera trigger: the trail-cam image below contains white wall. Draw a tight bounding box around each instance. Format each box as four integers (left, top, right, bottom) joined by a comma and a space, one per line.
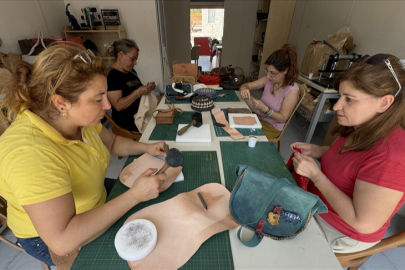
0, 0, 66, 54
222, 0, 258, 75
64, 1, 163, 89
288, 0, 405, 68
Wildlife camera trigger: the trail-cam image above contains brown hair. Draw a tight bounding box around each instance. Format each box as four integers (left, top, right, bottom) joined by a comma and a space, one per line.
0, 44, 108, 121
332, 54, 405, 151
112, 38, 140, 60
264, 47, 299, 88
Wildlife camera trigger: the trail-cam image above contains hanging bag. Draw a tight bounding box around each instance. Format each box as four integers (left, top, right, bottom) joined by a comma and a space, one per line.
229, 165, 327, 247
21, 32, 47, 64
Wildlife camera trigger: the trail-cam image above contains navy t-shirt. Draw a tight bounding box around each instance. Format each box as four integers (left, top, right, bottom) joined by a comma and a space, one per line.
107, 68, 143, 131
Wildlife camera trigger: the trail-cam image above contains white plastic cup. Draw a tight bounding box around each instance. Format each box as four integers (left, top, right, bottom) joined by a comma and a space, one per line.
308, 73, 313, 80
248, 136, 258, 148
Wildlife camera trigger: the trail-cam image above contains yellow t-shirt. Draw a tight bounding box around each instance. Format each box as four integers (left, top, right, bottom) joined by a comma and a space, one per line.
0, 110, 110, 238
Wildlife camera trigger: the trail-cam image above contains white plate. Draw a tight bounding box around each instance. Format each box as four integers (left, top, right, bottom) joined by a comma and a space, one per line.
228, 113, 262, 129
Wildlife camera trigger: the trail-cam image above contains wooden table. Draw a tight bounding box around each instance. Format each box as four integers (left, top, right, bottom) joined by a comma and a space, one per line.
72, 91, 341, 269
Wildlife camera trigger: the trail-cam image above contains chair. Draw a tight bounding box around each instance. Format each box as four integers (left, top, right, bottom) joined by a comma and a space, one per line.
335, 229, 405, 270
104, 112, 142, 159
191, 45, 201, 64
267, 83, 306, 152
0, 196, 51, 270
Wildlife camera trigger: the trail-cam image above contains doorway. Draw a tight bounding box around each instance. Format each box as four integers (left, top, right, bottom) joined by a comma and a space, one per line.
190, 8, 224, 71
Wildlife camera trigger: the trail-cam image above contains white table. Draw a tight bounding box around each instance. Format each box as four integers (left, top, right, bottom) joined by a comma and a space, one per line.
298, 75, 340, 143
139, 91, 342, 269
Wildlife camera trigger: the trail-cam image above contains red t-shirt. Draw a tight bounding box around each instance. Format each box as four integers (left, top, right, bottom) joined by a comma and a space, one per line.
308, 127, 405, 242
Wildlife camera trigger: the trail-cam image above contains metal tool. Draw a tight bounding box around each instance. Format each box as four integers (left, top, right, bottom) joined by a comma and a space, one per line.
197, 192, 208, 210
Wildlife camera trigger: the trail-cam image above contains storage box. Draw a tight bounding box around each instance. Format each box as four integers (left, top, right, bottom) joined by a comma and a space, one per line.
300, 33, 355, 77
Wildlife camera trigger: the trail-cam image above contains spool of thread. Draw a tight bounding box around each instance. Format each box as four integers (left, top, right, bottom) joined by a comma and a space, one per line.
114, 219, 157, 261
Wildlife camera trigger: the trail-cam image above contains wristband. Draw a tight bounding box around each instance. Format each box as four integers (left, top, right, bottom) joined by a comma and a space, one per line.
263, 107, 270, 115
313, 177, 328, 185
267, 109, 274, 117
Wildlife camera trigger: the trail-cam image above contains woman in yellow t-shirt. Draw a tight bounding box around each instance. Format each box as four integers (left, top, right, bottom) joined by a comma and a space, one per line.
0, 45, 167, 266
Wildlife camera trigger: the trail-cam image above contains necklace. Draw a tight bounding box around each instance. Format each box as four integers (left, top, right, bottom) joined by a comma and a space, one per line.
271, 84, 283, 95
114, 63, 137, 77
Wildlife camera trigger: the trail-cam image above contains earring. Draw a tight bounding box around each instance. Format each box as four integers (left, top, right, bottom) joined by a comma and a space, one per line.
61, 108, 68, 122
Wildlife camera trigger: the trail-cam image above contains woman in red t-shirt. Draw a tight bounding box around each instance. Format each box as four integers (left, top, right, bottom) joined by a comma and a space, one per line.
291, 54, 405, 253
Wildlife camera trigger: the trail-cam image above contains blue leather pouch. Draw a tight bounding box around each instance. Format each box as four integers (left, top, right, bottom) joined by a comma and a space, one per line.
229, 165, 327, 247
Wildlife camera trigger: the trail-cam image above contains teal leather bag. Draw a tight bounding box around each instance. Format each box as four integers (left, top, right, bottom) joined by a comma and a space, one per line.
229, 165, 327, 247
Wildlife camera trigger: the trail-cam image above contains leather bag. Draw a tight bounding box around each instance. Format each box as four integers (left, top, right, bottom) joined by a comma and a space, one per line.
164, 83, 192, 97
199, 74, 220, 85
153, 97, 183, 124
172, 61, 199, 80
229, 165, 327, 247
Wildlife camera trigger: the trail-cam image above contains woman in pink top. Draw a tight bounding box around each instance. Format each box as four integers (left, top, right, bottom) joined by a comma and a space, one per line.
240, 47, 299, 140
291, 54, 405, 254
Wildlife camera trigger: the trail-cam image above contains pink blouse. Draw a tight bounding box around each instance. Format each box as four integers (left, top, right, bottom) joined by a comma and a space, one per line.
257, 78, 299, 131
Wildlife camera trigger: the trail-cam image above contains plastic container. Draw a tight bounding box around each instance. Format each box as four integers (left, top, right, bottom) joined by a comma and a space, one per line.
114, 219, 157, 261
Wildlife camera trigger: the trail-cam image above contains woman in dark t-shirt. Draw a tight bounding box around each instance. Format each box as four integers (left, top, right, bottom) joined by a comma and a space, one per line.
107, 39, 155, 131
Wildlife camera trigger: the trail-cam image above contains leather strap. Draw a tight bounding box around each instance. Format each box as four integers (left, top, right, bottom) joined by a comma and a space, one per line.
211, 107, 244, 140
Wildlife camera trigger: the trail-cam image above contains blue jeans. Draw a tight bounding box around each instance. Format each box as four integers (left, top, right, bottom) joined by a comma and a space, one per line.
16, 236, 54, 266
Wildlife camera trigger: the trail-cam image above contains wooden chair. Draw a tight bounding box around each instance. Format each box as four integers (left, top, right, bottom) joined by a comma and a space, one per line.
267, 83, 306, 152
104, 112, 142, 159
335, 229, 405, 270
191, 45, 201, 64
0, 196, 51, 270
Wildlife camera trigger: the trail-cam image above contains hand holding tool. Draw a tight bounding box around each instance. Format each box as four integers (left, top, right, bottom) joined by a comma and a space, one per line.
177, 112, 203, 136
156, 148, 183, 174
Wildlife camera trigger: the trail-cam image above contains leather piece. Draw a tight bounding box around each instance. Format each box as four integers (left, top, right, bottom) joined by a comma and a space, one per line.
125, 183, 238, 270
233, 116, 256, 125
227, 108, 252, 114
120, 153, 182, 193
211, 107, 244, 140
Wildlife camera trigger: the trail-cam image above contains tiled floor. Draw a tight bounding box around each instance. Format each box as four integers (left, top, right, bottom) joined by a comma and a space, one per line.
1, 110, 405, 270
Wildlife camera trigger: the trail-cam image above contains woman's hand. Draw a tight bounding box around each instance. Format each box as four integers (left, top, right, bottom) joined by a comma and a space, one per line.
147, 82, 156, 91
292, 152, 323, 181
251, 97, 268, 113
129, 168, 167, 203
240, 85, 251, 100
136, 85, 153, 96
145, 141, 167, 158
290, 142, 329, 160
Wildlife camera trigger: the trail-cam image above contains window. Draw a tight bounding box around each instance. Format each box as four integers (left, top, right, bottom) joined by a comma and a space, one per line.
208, 10, 215, 23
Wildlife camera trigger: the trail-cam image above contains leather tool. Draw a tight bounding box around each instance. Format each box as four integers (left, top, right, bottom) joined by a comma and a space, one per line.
156, 148, 183, 174
177, 112, 203, 136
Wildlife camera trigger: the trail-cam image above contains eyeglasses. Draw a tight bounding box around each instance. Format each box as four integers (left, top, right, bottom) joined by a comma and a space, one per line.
265, 69, 282, 77
363, 54, 402, 97
72, 50, 95, 63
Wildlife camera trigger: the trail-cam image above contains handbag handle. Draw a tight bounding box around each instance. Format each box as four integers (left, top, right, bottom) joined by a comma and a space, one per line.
236, 178, 292, 247
27, 32, 46, 56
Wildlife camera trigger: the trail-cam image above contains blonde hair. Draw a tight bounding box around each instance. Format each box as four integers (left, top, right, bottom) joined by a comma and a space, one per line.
0, 44, 108, 121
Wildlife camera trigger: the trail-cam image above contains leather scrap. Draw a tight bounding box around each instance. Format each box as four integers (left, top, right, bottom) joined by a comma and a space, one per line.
233, 116, 257, 125
211, 107, 244, 140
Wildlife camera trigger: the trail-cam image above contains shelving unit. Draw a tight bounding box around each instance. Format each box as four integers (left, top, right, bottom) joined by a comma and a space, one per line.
249, 0, 296, 79
63, 25, 126, 66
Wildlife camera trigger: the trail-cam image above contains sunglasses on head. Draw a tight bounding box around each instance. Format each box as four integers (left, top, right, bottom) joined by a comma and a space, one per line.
358, 53, 402, 97
72, 50, 96, 64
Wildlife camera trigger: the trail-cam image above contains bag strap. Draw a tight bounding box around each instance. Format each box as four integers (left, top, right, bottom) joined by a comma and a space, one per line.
27, 32, 46, 56
235, 178, 292, 247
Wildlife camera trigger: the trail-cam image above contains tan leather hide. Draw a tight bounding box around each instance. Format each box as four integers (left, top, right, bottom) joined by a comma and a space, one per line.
119, 153, 182, 192
124, 183, 238, 270
211, 107, 244, 140
233, 116, 257, 125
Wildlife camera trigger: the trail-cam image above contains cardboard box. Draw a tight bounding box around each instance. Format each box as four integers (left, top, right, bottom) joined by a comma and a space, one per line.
300, 33, 355, 77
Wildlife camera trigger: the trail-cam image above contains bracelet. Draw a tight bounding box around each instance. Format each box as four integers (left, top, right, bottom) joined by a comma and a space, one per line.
263, 107, 270, 115
267, 109, 274, 117
313, 177, 328, 185
135, 90, 140, 99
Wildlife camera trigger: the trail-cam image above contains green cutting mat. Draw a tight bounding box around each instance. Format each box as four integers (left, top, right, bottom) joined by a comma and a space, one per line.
148, 111, 199, 141
165, 90, 240, 104
211, 109, 265, 137
220, 141, 296, 191
72, 151, 234, 270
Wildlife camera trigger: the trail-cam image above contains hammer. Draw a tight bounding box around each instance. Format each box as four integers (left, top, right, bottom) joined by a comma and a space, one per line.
156, 148, 184, 174
177, 112, 203, 136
